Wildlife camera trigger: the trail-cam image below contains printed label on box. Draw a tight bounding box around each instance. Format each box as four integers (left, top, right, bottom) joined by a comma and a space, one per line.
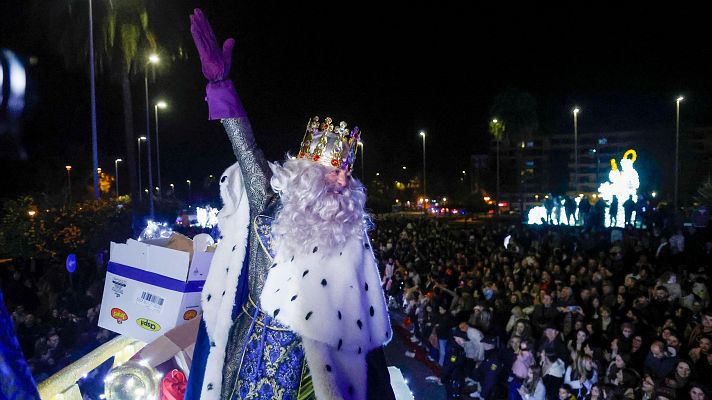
136, 318, 161, 331
183, 309, 198, 320
111, 308, 128, 324
111, 278, 128, 298
136, 290, 165, 312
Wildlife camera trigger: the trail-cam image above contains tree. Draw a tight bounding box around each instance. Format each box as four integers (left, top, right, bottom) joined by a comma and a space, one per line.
489, 118, 506, 202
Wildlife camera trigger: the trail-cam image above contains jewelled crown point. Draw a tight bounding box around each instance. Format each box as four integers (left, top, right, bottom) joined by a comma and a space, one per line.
297, 115, 362, 171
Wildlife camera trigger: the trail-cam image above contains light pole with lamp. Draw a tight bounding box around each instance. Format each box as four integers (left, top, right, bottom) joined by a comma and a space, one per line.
88, 0, 99, 200
674, 96, 684, 211
137, 136, 146, 201
186, 179, 192, 206
114, 158, 122, 197
154, 100, 167, 195
419, 131, 426, 199
144, 53, 159, 218
573, 107, 580, 192
65, 165, 72, 203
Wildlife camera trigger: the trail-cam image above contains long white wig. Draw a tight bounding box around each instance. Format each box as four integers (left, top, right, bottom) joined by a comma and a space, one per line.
270, 158, 369, 256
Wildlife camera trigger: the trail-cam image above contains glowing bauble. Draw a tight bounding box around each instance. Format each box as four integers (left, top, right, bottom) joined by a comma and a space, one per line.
104, 361, 160, 400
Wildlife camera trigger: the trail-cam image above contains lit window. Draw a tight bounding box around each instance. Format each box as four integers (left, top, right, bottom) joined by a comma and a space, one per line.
598, 138, 608, 145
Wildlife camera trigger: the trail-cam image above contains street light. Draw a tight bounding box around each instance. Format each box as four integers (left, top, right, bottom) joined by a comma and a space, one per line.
114, 158, 122, 197
675, 96, 684, 212
88, 0, 99, 200
154, 100, 167, 195
137, 136, 147, 201
573, 107, 580, 191
65, 165, 72, 203
186, 179, 192, 205
357, 141, 364, 179
144, 54, 159, 218
419, 131, 426, 199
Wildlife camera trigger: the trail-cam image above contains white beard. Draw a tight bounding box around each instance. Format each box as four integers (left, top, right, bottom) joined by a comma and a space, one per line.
270, 160, 368, 256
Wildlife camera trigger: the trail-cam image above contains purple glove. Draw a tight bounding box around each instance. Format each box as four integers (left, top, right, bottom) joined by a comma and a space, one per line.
190, 8, 245, 119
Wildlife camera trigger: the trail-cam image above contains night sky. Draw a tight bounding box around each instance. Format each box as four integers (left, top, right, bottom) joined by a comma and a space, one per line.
2, 2, 712, 200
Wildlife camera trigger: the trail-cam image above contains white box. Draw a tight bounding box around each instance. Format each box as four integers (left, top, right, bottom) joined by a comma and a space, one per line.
98, 239, 213, 343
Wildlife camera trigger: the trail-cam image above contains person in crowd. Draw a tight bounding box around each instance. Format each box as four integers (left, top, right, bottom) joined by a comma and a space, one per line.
510, 339, 536, 400
540, 348, 565, 400
564, 353, 597, 398
442, 329, 470, 399
645, 340, 678, 380
517, 364, 546, 400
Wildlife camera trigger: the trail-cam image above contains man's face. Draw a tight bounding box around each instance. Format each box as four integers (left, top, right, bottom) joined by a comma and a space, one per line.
655, 289, 668, 300
545, 328, 558, 341
700, 338, 712, 353
703, 314, 712, 330
324, 168, 348, 191
458, 322, 469, 332
542, 294, 552, 306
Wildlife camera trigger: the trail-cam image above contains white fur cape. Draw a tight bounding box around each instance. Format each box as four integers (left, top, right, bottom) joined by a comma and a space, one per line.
259, 235, 392, 400
199, 162, 250, 400
199, 161, 392, 400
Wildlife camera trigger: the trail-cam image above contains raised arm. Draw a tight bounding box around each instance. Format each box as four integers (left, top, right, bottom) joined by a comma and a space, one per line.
190, 9, 272, 211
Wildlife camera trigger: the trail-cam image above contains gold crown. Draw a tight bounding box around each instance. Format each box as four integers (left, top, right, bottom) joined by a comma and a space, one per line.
297, 116, 361, 171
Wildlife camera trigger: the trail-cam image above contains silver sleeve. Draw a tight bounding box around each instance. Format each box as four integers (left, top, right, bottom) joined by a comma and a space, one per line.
221, 117, 273, 211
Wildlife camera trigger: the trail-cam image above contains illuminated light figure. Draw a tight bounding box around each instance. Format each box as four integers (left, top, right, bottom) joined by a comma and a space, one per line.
598, 149, 639, 227
527, 196, 582, 226
195, 205, 219, 228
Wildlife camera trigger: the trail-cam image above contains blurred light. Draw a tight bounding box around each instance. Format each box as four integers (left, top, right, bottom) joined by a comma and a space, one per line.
573, 107, 580, 114
139, 136, 147, 141
2, 49, 26, 118
27, 210, 36, 217
492, 119, 498, 123
442, 197, 447, 202
677, 96, 684, 103
156, 100, 167, 109
148, 54, 160, 64
402, 166, 407, 170
483, 196, 491, 201
419, 131, 425, 137
65, 165, 72, 171
652, 191, 657, 198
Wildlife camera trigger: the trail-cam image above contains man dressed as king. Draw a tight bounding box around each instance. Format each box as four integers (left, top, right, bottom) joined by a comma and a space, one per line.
185, 9, 395, 400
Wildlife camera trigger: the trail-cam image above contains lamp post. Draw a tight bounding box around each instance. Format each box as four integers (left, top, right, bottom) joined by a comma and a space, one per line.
419, 131, 426, 199
186, 179, 192, 205
144, 54, 159, 218
137, 136, 146, 201
357, 141, 364, 179
88, 0, 99, 200
573, 107, 580, 192
675, 96, 684, 211
114, 158, 122, 197
154, 100, 167, 195
65, 165, 72, 203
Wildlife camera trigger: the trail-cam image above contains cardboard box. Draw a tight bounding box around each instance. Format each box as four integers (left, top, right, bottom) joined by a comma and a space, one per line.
98, 239, 213, 343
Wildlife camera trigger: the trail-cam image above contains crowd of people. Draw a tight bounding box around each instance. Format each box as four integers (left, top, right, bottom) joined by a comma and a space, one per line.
1, 260, 114, 381
3, 206, 712, 400
371, 215, 712, 400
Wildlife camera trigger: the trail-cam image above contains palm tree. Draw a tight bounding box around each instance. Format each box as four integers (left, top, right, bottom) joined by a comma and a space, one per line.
40, 0, 174, 203
489, 118, 506, 202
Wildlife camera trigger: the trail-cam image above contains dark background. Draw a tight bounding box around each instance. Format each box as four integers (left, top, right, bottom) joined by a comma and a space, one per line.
2, 2, 712, 200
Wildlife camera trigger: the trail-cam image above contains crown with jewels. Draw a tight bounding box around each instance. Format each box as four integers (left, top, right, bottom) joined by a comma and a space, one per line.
297, 116, 361, 171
